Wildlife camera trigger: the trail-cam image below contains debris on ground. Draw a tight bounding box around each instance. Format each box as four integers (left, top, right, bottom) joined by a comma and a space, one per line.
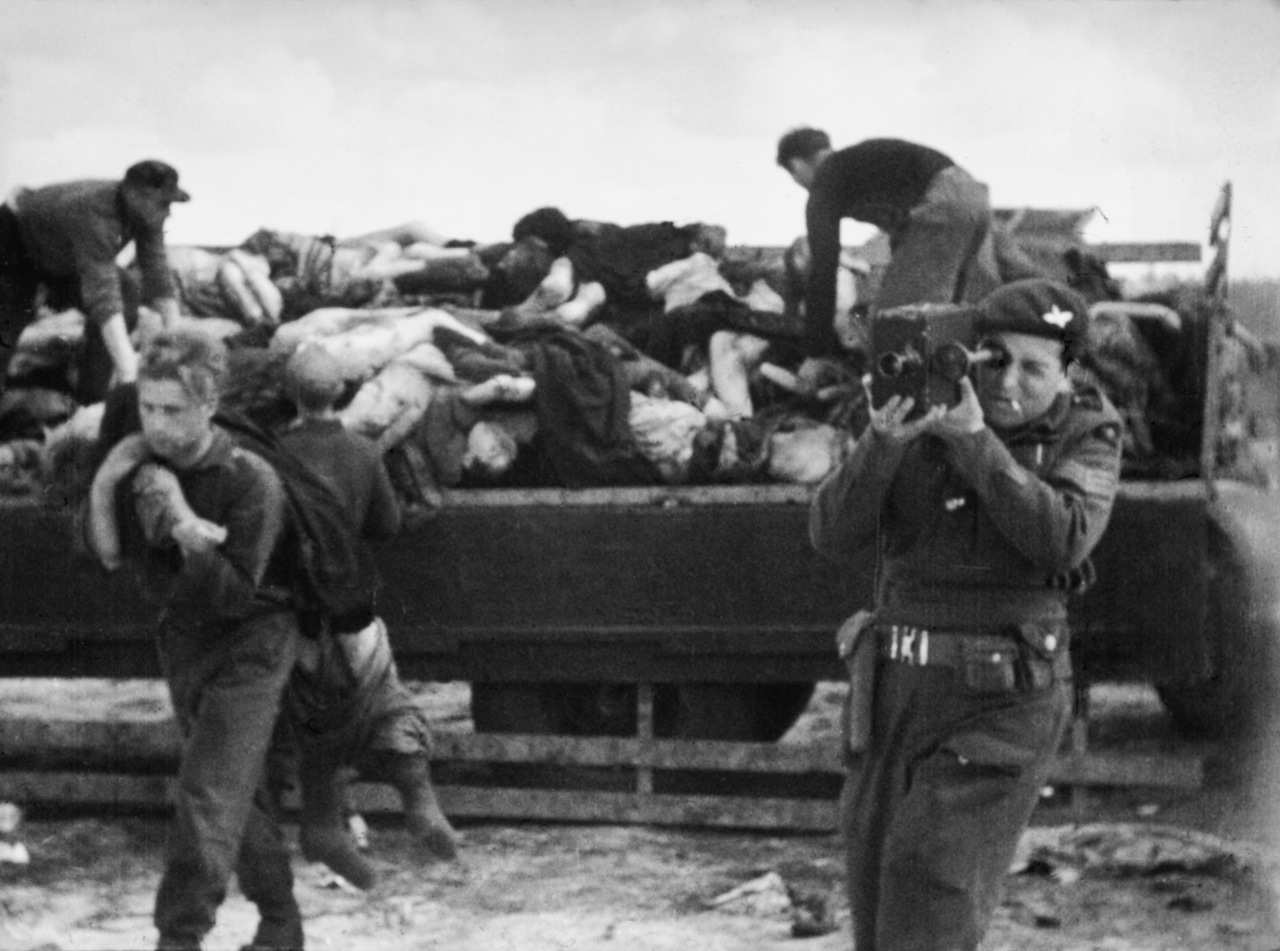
708, 871, 792, 916
707, 869, 840, 939
0, 801, 29, 866
1013, 823, 1255, 879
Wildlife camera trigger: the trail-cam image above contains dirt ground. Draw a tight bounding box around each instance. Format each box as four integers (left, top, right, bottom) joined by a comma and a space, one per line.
3, 680, 1280, 951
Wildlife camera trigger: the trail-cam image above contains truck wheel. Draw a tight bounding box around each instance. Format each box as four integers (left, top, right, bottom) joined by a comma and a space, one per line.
470, 682, 816, 742
1154, 525, 1274, 738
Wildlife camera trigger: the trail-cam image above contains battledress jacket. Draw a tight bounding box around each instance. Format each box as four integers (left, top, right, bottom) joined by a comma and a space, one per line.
809, 386, 1124, 631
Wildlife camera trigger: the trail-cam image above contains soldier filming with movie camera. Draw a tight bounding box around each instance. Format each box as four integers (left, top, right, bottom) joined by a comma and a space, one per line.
810, 279, 1124, 951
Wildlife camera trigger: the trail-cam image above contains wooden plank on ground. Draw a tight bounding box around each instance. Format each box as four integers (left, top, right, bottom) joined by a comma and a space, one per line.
0, 772, 839, 831
0, 716, 1198, 783
1050, 752, 1203, 789
0, 771, 173, 807
0, 721, 1202, 789
420, 786, 838, 831
433, 733, 839, 772
0, 718, 181, 761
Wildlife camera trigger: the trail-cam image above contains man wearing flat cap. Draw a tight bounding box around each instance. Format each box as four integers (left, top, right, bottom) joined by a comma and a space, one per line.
810, 279, 1123, 950
0, 159, 190, 402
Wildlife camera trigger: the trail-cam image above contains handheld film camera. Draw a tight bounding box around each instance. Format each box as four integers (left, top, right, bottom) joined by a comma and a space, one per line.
870, 303, 1007, 417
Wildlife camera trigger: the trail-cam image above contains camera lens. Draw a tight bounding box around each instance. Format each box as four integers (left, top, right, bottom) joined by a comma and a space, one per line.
878, 347, 922, 379
879, 352, 905, 378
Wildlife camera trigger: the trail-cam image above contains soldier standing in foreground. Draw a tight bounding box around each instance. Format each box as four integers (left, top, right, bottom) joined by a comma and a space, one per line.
809, 279, 1123, 951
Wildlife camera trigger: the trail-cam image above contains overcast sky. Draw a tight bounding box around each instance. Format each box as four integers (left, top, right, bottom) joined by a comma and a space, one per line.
2, 0, 1278, 277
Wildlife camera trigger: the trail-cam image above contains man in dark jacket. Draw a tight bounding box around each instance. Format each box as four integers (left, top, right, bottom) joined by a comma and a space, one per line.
776, 129, 1002, 392
0, 160, 188, 401
85, 327, 303, 951
809, 280, 1123, 951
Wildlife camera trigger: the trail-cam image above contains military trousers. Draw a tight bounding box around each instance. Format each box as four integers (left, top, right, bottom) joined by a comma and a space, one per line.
841, 656, 1071, 951
154, 610, 301, 949
875, 166, 1002, 313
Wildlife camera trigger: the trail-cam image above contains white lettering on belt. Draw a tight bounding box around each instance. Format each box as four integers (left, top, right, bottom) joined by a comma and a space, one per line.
900, 628, 917, 663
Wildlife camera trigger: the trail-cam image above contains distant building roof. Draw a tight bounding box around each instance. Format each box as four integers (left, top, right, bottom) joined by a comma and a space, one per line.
994, 208, 1097, 237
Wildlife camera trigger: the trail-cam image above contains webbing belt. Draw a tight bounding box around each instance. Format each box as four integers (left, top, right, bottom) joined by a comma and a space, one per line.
877, 625, 1023, 668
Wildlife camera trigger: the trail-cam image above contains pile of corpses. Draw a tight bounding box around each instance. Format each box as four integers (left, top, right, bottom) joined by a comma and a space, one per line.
0, 208, 1251, 505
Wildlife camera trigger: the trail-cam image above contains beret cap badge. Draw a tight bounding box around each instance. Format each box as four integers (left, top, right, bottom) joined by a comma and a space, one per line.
1042, 305, 1073, 329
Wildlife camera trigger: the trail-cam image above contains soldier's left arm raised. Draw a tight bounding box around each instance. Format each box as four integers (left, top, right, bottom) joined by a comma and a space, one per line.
945, 394, 1124, 574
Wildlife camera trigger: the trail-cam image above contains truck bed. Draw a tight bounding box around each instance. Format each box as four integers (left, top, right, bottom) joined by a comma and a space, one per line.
0, 479, 1215, 686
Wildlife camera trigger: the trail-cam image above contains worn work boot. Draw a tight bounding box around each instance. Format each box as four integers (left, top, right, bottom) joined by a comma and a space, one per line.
298, 756, 377, 890
387, 752, 459, 860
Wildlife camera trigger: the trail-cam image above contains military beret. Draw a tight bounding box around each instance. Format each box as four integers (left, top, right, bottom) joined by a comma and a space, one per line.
976, 279, 1089, 361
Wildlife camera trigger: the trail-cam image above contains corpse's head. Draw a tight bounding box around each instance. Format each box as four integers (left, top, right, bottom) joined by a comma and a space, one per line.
775, 127, 832, 191
463, 421, 519, 477
136, 328, 226, 468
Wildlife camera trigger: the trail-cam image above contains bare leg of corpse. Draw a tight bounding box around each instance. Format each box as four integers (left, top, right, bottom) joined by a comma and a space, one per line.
511, 256, 575, 318
555, 281, 606, 325
339, 222, 452, 249
708, 330, 771, 419
338, 620, 460, 862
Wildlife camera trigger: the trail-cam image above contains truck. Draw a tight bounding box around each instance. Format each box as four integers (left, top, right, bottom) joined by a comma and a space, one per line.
2, 183, 1277, 754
